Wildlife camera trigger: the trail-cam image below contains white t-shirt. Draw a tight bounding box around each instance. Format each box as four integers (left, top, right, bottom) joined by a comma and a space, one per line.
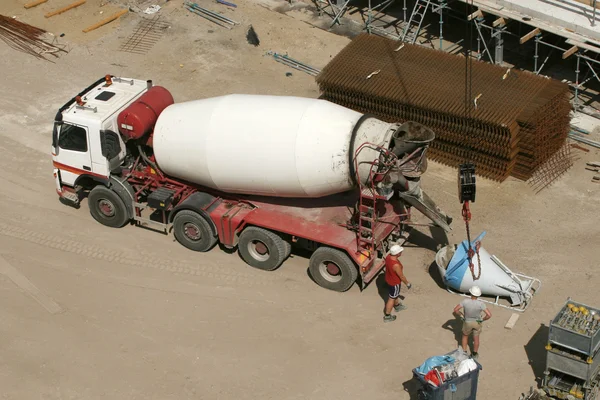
460, 298, 486, 322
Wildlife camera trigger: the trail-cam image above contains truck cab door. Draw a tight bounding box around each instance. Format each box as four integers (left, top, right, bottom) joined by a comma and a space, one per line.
54, 123, 92, 186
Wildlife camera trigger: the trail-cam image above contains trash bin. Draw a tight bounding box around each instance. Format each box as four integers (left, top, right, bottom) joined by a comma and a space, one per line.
412, 360, 482, 400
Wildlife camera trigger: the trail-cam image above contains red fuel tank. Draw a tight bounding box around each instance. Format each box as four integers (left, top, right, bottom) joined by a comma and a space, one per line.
117, 86, 174, 140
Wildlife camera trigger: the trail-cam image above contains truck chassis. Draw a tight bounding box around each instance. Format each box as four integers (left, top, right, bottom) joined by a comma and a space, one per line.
52, 76, 424, 292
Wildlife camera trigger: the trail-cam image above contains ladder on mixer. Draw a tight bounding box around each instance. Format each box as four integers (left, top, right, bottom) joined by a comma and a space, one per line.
352, 143, 396, 258
357, 187, 378, 255
402, 0, 431, 44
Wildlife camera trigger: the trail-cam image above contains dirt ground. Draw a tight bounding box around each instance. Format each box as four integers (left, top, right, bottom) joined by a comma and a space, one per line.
0, 0, 599, 399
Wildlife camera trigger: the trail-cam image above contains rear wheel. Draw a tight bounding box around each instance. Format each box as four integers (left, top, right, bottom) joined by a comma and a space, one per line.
238, 227, 289, 271
173, 210, 218, 252
88, 185, 130, 228
308, 247, 358, 292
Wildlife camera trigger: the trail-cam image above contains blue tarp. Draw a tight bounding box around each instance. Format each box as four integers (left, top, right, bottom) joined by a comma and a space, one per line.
444, 231, 487, 290
415, 355, 456, 375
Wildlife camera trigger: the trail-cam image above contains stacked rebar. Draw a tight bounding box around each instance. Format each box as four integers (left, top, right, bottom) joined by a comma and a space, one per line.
266, 51, 321, 76
0, 14, 66, 61
184, 2, 239, 29
316, 34, 572, 182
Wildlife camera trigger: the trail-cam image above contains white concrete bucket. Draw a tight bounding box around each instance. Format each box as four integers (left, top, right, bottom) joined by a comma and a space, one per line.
434, 231, 541, 312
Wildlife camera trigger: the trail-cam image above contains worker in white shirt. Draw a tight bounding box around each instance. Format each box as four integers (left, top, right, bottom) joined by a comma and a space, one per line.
453, 286, 492, 360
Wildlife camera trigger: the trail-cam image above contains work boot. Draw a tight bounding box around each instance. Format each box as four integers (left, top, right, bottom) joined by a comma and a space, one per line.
383, 314, 397, 323
471, 352, 479, 360
394, 303, 407, 312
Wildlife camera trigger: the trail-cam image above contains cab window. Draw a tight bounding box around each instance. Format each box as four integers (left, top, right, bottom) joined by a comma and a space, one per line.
58, 124, 88, 152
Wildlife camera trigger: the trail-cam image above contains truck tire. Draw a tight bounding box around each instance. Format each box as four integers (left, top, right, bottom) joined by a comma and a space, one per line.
308, 247, 358, 292
172, 210, 218, 252
88, 185, 130, 228
282, 240, 292, 259
238, 227, 288, 271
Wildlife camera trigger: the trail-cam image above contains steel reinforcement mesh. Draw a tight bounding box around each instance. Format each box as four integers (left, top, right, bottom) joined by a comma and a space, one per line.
316, 34, 572, 182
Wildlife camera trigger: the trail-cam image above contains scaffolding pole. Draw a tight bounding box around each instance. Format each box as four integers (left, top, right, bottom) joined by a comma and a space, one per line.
364, 0, 402, 39
474, 17, 494, 63
575, 53, 581, 108
432, 0, 446, 50
493, 25, 505, 65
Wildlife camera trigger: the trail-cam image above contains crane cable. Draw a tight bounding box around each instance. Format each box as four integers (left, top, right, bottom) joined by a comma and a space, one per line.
462, 0, 481, 281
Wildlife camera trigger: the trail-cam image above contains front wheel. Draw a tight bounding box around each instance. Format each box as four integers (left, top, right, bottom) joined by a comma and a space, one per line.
88, 185, 130, 228
308, 247, 358, 292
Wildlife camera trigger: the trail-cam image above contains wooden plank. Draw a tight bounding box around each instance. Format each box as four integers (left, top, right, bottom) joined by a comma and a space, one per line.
566, 39, 600, 54
44, 0, 85, 18
24, 0, 48, 9
505, 313, 520, 329
492, 17, 506, 27
82, 9, 127, 33
563, 45, 579, 59
520, 27, 541, 44
0, 255, 63, 315
467, 9, 483, 21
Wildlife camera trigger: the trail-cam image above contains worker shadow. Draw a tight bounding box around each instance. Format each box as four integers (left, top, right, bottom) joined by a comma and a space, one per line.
375, 274, 405, 304
401, 377, 421, 400
524, 323, 550, 387
441, 317, 463, 347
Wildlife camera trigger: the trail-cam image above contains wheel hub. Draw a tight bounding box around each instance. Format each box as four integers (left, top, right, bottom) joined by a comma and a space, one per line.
98, 199, 115, 217
254, 241, 268, 255
248, 240, 270, 262
184, 223, 201, 241
326, 262, 341, 276
319, 261, 343, 283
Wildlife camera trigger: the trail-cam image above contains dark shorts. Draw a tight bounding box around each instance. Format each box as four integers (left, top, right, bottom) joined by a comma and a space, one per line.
388, 284, 401, 299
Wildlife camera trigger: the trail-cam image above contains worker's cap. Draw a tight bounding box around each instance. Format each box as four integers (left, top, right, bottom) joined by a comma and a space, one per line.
469, 286, 482, 297
389, 245, 404, 256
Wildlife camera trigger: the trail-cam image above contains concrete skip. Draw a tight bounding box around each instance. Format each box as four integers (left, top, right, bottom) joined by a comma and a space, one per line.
434, 231, 542, 312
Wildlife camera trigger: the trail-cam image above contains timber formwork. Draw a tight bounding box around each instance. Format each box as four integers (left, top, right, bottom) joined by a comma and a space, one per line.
317, 33, 572, 182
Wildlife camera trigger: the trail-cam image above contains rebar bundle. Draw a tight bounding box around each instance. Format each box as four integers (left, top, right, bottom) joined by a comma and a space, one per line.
316, 34, 572, 182
0, 15, 66, 61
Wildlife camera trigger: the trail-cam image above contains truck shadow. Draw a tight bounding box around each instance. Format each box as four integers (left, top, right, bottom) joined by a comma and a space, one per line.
428, 260, 446, 289
218, 243, 237, 255
403, 228, 444, 252
524, 323, 549, 387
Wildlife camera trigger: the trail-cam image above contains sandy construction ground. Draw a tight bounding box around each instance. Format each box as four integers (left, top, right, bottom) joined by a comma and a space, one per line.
0, 0, 599, 399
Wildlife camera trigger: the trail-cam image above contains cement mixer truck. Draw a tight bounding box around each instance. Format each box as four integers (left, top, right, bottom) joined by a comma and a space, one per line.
52, 75, 452, 292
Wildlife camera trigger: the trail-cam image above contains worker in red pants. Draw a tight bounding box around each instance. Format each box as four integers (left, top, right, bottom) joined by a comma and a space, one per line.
383, 245, 412, 323
453, 286, 492, 359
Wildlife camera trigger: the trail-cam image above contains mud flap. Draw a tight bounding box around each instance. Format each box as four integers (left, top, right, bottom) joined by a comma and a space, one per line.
53, 168, 62, 193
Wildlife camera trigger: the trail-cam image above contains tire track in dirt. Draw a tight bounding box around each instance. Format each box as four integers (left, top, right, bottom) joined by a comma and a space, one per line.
0, 221, 291, 288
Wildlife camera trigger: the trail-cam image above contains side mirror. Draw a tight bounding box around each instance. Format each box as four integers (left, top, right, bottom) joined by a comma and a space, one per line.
52, 121, 63, 153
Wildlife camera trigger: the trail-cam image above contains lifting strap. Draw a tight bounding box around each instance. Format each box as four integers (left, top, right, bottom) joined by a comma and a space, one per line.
462, 201, 481, 281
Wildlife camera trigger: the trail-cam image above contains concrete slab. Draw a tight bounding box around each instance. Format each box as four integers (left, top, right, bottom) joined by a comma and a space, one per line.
457, 0, 600, 48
